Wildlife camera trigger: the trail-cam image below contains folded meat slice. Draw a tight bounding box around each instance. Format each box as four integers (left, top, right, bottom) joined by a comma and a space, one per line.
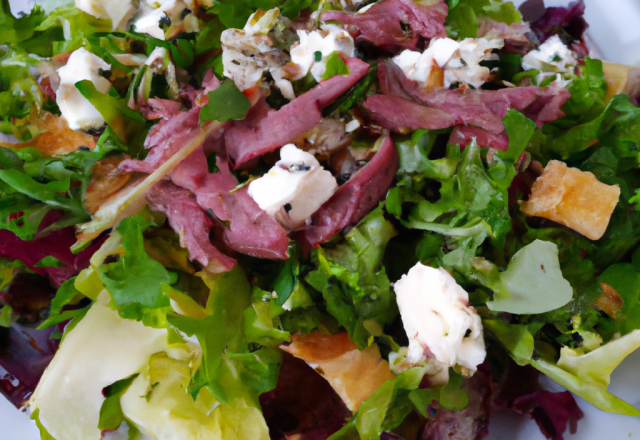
298, 135, 398, 252
364, 94, 455, 132
224, 57, 370, 168
120, 107, 202, 174
377, 61, 571, 133
146, 180, 236, 273
280, 332, 395, 412
167, 145, 290, 261
322, 0, 448, 52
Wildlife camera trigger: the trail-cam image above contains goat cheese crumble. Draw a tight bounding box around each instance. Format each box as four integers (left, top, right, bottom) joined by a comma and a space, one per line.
393, 37, 504, 89
55, 48, 111, 131
522, 35, 577, 87
221, 9, 291, 93
75, 0, 133, 31
248, 144, 338, 230
394, 263, 486, 375
289, 25, 355, 82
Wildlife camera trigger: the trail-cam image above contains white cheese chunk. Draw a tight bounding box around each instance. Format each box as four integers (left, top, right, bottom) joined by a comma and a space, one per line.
248, 144, 338, 230
290, 24, 355, 82
393, 37, 503, 89
394, 264, 486, 373
522, 35, 577, 87
30, 292, 169, 440
221, 9, 288, 92
134, 0, 188, 40
522, 35, 577, 73
56, 48, 111, 131
75, 0, 133, 31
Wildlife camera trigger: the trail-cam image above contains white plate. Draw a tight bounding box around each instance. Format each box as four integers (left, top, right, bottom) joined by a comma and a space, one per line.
3, 0, 640, 439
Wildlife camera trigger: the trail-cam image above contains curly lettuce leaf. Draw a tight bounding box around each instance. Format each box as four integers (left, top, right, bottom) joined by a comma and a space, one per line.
305, 205, 398, 348
0, 0, 45, 45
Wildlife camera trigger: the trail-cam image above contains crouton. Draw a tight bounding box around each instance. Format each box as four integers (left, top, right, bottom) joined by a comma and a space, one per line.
280, 332, 394, 412
520, 160, 620, 240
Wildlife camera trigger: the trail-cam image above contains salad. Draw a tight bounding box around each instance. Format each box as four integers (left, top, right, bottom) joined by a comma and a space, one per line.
1, 0, 640, 438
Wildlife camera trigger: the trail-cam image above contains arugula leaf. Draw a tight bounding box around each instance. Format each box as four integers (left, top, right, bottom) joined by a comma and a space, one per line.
98, 214, 172, 323
200, 81, 251, 123
0, 170, 85, 216
322, 51, 350, 80
98, 374, 139, 431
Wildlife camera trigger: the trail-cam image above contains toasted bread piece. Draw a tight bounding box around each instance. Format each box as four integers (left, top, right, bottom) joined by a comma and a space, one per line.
521, 160, 620, 240
280, 332, 394, 412
2, 112, 96, 155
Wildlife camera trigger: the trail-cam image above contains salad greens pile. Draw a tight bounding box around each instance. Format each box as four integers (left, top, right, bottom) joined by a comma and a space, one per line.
1, 0, 640, 439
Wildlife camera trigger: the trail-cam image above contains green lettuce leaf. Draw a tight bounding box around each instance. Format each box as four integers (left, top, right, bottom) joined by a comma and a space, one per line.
35, 3, 111, 55
98, 374, 139, 431
168, 267, 281, 406
97, 214, 172, 324
75, 80, 150, 155
211, 0, 320, 29
0, 0, 45, 45
486, 318, 640, 416
329, 367, 427, 440
0, 304, 11, 327
322, 51, 350, 80
305, 205, 398, 348
445, 0, 522, 39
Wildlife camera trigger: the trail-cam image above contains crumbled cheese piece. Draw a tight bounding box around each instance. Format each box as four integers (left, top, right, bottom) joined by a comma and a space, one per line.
221, 8, 290, 92
523, 35, 577, 73
522, 35, 577, 87
30, 292, 169, 440
75, 0, 133, 31
393, 37, 503, 89
345, 119, 360, 133
134, 0, 189, 40
280, 332, 395, 412
248, 144, 338, 230
394, 264, 486, 374
56, 48, 111, 131
289, 24, 355, 82
520, 160, 620, 240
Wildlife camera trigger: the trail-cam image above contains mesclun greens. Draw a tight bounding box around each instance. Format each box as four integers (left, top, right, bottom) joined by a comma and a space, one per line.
3, 0, 640, 439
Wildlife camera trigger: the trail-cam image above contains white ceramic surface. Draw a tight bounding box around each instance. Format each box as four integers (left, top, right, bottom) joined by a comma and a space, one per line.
3, 0, 640, 439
